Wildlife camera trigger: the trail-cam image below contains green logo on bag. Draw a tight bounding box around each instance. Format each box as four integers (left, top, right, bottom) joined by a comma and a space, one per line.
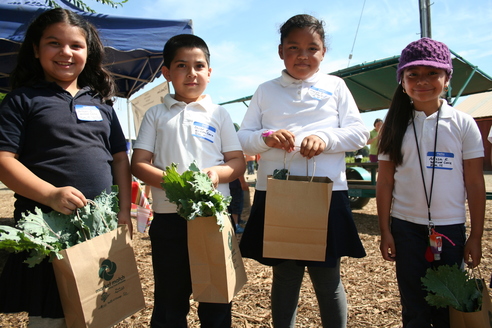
99, 259, 117, 281
228, 231, 233, 250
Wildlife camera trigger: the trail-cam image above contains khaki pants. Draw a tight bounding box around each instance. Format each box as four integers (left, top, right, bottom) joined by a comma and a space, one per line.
28, 317, 66, 328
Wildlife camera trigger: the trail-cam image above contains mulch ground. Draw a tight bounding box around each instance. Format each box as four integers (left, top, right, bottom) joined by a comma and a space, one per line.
0, 183, 491, 327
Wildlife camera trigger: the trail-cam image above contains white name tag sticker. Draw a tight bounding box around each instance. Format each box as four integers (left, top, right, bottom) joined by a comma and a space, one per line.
426, 152, 454, 170
192, 121, 216, 143
75, 105, 103, 121
308, 86, 332, 100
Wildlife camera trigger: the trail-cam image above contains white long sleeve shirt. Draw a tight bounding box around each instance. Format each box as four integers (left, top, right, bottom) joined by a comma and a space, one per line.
238, 70, 369, 191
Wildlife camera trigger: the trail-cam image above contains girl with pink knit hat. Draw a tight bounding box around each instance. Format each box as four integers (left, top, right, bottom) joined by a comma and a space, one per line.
376, 38, 485, 327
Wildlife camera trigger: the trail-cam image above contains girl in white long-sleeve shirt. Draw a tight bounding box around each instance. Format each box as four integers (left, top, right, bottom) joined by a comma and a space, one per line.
237, 14, 369, 328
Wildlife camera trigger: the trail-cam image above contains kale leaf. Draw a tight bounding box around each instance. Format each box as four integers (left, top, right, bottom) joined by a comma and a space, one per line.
0, 186, 119, 267
161, 162, 231, 230
421, 264, 482, 312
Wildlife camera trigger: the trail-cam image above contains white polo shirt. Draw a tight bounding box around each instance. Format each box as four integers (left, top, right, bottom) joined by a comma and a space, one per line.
238, 70, 369, 191
134, 94, 242, 213
379, 101, 483, 225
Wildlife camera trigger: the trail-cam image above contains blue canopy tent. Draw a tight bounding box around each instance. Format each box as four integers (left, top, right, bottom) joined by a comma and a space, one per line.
0, 0, 193, 98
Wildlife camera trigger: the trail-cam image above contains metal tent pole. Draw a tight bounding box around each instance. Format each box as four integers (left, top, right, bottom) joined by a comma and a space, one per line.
419, 0, 432, 38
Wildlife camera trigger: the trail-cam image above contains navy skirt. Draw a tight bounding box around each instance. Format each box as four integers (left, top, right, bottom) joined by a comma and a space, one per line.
0, 252, 64, 318
0, 207, 64, 318
239, 190, 366, 267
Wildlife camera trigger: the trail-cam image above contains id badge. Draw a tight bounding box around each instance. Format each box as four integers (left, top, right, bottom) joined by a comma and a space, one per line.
426, 152, 453, 170
308, 86, 332, 100
192, 121, 216, 143
75, 105, 103, 121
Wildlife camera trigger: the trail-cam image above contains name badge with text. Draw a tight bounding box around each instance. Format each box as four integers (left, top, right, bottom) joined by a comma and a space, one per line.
75, 105, 103, 121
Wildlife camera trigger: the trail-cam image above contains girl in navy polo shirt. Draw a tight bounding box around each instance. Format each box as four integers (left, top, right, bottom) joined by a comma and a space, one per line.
0, 8, 131, 327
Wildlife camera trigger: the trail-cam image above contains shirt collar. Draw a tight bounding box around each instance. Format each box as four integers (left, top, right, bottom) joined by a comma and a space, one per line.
413, 100, 454, 120
164, 93, 213, 111
439, 100, 454, 118
279, 69, 322, 87
32, 80, 92, 98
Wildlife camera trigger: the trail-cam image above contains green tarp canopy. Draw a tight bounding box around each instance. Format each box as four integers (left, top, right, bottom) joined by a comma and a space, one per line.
220, 50, 492, 112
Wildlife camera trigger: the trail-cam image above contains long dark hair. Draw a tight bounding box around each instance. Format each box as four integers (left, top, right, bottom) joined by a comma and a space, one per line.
10, 8, 116, 104
377, 84, 414, 166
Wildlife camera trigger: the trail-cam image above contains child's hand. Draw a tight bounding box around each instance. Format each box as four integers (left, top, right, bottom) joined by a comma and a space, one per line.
380, 231, 396, 262
263, 129, 295, 152
464, 236, 482, 268
240, 180, 249, 191
300, 135, 326, 159
118, 211, 133, 238
47, 186, 87, 215
205, 170, 219, 189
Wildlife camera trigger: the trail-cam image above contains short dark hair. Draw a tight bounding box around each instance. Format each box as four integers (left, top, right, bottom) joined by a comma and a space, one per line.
279, 14, 326, 47
374, 118, 383, 126
163, 34, 210, 68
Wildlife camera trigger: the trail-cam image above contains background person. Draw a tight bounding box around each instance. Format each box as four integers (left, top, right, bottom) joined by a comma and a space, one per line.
367, 118, 383, 162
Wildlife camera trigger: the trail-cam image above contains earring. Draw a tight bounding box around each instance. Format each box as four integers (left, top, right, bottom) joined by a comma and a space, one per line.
444, 86, 449, 92
402, 88, 407, 94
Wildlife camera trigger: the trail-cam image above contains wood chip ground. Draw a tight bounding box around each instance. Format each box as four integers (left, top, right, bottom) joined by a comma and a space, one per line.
0, 179, 491, 327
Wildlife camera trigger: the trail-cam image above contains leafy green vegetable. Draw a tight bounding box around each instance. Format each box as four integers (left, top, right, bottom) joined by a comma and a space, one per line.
0, 186, 120, 267
161, 162, 231, 230
272, 168, 289, 180
421, 264, 482, 312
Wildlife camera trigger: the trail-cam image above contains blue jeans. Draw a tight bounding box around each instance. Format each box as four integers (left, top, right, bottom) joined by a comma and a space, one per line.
271, 260, 347, 328
149, 213, 232, 328
391, 218, 466, 328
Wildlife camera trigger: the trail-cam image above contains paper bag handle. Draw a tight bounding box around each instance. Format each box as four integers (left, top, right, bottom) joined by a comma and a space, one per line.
283, 151, 316, 182
467, 266, 486, 293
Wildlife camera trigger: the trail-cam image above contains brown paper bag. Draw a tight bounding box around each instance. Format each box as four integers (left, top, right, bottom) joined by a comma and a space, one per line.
263, 174, 333, 261
187, 215, 247, 303
53, 225, 145, 328
450, 279, 492, 328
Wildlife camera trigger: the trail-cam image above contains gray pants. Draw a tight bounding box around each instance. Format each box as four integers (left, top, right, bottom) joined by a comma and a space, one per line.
29, 317, 66, 328
271, 260, 347, 328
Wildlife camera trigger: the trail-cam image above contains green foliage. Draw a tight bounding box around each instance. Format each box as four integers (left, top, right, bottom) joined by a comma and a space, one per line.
45, 0, 128, 13
272, 168, 288, 180
421, 264, 482, 312
161, 162, 231, 230
0, 93, 5, 103
0, 187, 119, 267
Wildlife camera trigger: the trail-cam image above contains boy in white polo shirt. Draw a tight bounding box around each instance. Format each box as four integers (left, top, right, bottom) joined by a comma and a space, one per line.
131, 34, 245, 328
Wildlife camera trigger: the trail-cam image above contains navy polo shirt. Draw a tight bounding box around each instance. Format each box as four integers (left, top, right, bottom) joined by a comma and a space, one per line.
0, 82, 127, 216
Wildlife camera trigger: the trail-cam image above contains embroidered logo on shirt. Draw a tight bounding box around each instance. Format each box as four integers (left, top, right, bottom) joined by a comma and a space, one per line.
426, 152, 454, 170
308, 86, 332, 100
75, 105, 103, 121
192, 121, 216, 143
